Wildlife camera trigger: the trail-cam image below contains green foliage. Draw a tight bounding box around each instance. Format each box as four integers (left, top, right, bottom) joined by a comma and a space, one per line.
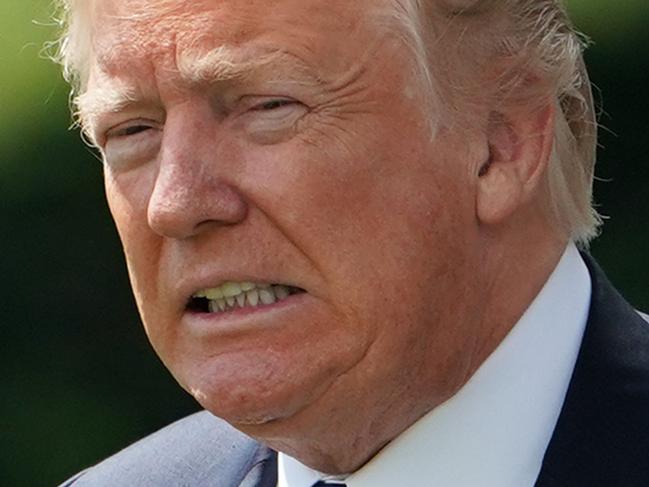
1, 1, 647, 485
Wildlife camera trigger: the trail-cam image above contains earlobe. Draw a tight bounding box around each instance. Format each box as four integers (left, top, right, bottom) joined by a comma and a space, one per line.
476, 104, 555, 226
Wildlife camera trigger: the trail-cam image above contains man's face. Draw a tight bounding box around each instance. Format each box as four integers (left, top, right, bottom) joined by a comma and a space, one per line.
85, 0, 485, 438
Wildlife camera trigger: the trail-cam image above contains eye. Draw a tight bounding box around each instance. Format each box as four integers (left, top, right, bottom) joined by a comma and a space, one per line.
119, 125, 152, 136
106, 121, 156, 140
100, 119, 162, 170
253, 99, 297, 111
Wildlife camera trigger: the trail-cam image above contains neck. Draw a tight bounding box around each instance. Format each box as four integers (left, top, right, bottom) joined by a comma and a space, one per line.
470, 213, 569, 379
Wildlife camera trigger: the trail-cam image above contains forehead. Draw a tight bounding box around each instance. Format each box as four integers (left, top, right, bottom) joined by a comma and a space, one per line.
89, 0, 388, 77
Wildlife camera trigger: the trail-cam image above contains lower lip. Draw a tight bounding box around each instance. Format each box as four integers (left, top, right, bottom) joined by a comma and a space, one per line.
183, 292, 311, 335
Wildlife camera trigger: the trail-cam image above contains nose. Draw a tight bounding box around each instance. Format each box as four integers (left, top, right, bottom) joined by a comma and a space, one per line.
147, 107, 248, 239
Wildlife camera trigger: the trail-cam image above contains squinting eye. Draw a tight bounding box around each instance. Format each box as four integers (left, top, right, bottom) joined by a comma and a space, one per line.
101, 118, 161, 143
112, 124, 153, 138
254, 99, 297, 111
101, 119, 162, 170
122, 125, 151, 136
236, 96, 307, 145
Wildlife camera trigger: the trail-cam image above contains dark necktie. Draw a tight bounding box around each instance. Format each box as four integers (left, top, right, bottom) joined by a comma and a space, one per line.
311, 482, 347, 487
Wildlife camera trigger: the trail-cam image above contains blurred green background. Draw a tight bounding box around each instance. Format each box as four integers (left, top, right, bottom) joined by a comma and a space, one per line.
1, 1, 647, 485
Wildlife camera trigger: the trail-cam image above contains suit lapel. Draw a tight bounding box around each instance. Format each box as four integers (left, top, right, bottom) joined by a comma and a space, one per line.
536, 253, 649, 486
239, 446, 277, 487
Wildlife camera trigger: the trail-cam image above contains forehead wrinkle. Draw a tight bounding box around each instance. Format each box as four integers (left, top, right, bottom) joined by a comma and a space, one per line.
92, 0, 394, 91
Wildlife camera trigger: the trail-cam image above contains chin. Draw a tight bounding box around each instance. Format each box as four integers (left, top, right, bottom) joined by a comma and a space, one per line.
173, 348, 340, 426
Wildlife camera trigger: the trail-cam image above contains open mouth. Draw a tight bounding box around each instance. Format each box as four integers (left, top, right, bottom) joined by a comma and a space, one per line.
187, 281, 305, 314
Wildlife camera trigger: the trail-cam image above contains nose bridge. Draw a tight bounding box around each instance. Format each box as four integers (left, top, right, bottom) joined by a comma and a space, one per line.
146, 103, 248, 238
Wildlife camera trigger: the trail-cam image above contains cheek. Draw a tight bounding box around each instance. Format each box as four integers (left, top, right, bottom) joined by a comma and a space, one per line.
255, 113, 472, 280
104, 170, 163, 321
241, 124, 475, 381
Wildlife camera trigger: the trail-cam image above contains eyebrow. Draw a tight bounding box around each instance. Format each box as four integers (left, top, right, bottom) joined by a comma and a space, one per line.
75, 83, 149, 141
177, 45, 279, 84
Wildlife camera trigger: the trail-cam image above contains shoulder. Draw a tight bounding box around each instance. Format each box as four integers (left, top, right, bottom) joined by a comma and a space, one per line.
538, 253, 649, 485
59, 411, 269, 487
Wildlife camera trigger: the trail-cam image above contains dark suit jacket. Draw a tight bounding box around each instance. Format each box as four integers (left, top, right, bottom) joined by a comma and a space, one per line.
61, 255, 649, 486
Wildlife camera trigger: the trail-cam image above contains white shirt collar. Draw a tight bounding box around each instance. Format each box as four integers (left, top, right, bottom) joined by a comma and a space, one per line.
279, 244, 591, 487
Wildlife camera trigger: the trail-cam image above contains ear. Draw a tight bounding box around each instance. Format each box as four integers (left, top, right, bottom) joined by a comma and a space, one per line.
475, 104, 555, 225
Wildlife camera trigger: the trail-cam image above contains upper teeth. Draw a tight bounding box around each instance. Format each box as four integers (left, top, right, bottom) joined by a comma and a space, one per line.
193, 282, 293, 313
